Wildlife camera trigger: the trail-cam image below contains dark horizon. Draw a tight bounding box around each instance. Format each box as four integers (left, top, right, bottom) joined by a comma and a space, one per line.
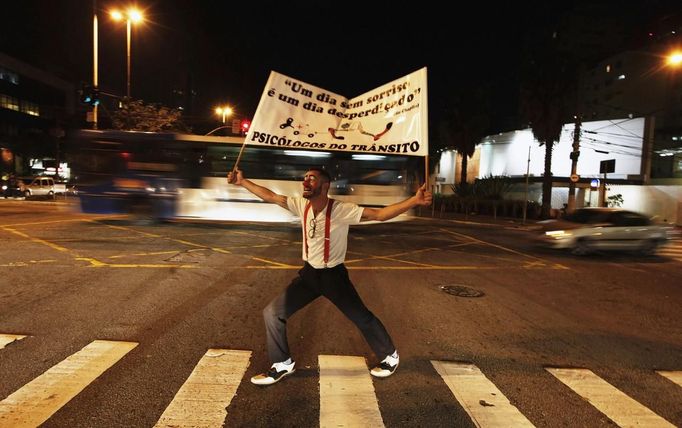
2, 1, 679, 134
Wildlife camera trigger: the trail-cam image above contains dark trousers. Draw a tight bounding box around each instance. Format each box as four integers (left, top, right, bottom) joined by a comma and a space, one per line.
263, 262, 395, 363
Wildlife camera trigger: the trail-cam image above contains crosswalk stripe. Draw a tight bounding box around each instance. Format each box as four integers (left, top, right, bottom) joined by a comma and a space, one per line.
656, 370, 682, 388
546, 367, 675, 428
154, 349, 251, 428
0, 334, 26, 349
431, 361, 534, 427
319, 355, 384, 428
0, 340, 137, 428
659, 240, 682, 260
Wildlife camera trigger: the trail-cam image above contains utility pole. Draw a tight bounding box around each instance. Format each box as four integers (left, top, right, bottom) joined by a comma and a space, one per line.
522, 145, 530, 224
567, 115, 581, 213
92, 0, 98, 129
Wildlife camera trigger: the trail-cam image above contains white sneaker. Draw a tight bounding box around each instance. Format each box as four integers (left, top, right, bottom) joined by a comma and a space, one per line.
370, 353, 399, 378
251, 360, 296, 386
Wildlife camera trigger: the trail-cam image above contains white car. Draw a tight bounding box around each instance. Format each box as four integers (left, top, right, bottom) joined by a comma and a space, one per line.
24, 176, 67, 198
535, 208, 671, 255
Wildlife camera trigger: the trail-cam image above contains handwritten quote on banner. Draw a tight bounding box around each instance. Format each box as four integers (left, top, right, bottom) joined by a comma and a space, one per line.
245, 68, 428, 156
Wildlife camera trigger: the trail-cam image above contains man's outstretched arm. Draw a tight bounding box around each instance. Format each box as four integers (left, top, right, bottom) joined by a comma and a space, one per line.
227, 169, 288, 209
361, 183, 432, 222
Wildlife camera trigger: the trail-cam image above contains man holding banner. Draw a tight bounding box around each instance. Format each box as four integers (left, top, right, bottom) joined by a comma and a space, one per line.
228, 166, 432, 385
228, 68, 430, 385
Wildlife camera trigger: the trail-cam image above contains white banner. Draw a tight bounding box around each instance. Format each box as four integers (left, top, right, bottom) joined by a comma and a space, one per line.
245, 68, 428, 156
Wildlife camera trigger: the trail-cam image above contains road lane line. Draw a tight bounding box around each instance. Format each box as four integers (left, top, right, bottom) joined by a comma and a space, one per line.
370, 256, 437, 267
108, 250, 187, 259
546, 367, 674, 427
0, 340, 137, 428
0, 227, 70, 252
438, 227, 569, 269
0, 334, 27, 349
432, 361, 534, 427
0, 215, 125, 228
154, 349, 251, 428
656, 370, 682, 388
250, 257, 298, 268
319, 355, 384, 428
96, 221, 232, 253
95, 221, 162, 237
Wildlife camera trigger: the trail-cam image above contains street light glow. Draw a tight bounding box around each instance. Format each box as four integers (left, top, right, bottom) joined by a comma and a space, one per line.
110, 6, 145, 98
667, 51, 682, 67
215, 106, 232, 123
110, 8, 143, 22
128, 8, 143, 23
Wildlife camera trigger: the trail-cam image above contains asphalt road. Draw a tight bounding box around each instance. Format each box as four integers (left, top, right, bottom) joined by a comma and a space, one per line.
0, 199, 681, 427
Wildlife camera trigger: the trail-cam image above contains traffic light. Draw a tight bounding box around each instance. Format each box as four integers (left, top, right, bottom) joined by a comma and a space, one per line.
79, 85, 100, 106
240, 119, 251, 135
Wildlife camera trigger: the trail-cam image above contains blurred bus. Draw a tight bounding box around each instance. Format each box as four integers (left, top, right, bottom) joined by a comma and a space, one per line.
66, 130, 422, 222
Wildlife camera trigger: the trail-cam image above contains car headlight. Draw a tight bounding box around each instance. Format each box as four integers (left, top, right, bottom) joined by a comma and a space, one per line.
1, 185, 6, 191
545, 230, 571, 239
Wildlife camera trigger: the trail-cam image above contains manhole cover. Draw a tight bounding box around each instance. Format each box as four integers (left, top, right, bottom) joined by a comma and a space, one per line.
440, 285, 485, 298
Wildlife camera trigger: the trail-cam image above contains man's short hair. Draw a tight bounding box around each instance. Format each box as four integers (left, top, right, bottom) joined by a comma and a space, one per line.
307, 167, 331, 183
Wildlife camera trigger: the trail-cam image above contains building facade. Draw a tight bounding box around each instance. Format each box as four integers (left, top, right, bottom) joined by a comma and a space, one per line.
0, 52, 74, 178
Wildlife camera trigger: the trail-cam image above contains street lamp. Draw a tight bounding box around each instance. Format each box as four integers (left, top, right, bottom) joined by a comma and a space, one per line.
111, 7, 143, 98
92, 4, 98, 129
215, 106, 232, 123
666, 50, 682, 67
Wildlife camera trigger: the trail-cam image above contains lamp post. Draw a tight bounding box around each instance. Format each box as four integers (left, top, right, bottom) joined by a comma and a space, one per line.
215, 106, 232, 123
666, 51, 682, 67
111, 7, 143, 98
92, 1, 98, 129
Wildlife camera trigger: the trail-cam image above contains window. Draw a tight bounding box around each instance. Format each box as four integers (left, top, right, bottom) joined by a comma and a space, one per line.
611, 212, 650, 227
0, 94, 20, 111
0, 67, 19, 84
20, 100, 39, 116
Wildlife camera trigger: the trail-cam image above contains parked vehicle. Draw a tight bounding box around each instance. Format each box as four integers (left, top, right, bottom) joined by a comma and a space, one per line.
24, 176, 67, 198
535, 208, 671, 256
2, 176, 26, 198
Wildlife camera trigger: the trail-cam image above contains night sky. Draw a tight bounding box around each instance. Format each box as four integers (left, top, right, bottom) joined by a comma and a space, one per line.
2, 1, 679, 133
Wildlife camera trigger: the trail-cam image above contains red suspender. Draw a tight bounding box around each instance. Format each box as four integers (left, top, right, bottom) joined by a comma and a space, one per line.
303, 202, 312, 260
303, 199, 335, 267
324, 199, 334, 266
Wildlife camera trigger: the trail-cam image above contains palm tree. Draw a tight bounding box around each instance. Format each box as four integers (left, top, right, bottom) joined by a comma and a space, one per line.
519, 38, 577, 218
438, 87, 490, 185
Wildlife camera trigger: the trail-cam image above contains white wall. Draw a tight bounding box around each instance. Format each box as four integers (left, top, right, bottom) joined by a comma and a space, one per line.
505, 182, 681, 225
478, 118, 646, 180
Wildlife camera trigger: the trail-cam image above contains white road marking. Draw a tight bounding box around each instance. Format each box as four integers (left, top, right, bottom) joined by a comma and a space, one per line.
319, 355, 384, 428
154, 349, 251, 428
432, 361, 534, 427
0, 340, 137, 428
658, 239, 682, 262
656, 370, 682, 388
546, 367, 675, 428
0, 334, 26, 349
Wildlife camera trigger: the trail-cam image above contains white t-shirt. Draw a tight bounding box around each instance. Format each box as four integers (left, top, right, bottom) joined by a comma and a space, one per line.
286, 197, 364, 268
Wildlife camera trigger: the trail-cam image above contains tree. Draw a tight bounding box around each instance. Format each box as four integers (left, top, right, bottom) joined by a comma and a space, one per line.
111, 98, 190, 133
519, 36, 578, 218
438, 87, 490, 185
